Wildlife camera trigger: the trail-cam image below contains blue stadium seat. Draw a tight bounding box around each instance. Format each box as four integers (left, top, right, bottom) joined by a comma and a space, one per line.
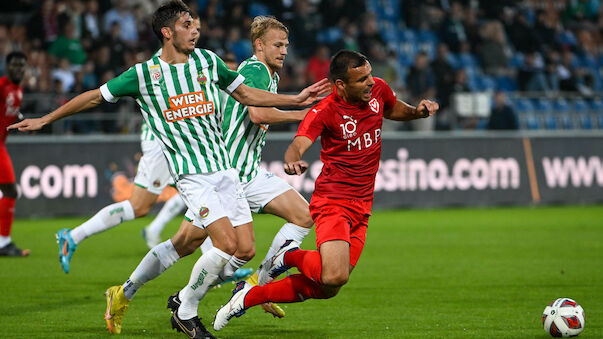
457, 52, 479, 68
590, 97, 603, 113
417, 30, 438, 44
513, 97, 534, 113
553, 98, 572, 129
578, 112, 594, 129
572, 98, 589, 113
398, 29, 417, 43
248, 3, 271, 17
495, 76, 517, 92
553, 98, 570, 113
533, 98, 553, 114
509, 53, 524, 68
475, 75, 496, 91
447, 53, 460, 70
317, 27, 342, 44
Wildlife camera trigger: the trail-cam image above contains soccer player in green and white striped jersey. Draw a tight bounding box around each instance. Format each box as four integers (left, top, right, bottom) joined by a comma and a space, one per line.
9, 2, 329, 337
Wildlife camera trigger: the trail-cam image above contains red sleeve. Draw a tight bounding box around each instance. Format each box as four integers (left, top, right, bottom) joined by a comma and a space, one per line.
296, 104, 327, 142
375, 77, 397, 111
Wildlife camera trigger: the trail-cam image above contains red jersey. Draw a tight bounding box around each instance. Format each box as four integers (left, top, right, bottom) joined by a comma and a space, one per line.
296, 77, 397, 200
0, 76, 23, 144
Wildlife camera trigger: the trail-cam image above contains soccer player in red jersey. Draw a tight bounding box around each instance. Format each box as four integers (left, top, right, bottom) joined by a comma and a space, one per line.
214, 50, 438, 330
0, 51, 29, 257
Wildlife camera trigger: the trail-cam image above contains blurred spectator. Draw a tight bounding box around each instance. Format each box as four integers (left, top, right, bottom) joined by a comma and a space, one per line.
305, 45, 330, 85
369, 45, 401, 89
26, 0, 59, 48
289, 0, 321, 58
319, 0, 365, 27
221, 52, 238, 71
439, 1, 467, 53
103, 1, 138, 43
562, 0, 600, 25
487, 91, 519, 130
48, 20, 86, 68
106, 22, 126, 70
83, 0, 101, 40
331, 22, 359, 53
431, 43, 455, 129
225, 27, 252, 63
357, 12, 386, 56
518, 51, 550, 92
479, 21, 511, 76
506, 11, 541, 53
51, 58, 76, 92
406, 52, 436, 131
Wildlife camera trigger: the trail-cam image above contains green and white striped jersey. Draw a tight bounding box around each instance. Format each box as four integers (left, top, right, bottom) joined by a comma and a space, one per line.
222, 55, 279, 183
140, 120, 155, 141
100, 48, 245, 177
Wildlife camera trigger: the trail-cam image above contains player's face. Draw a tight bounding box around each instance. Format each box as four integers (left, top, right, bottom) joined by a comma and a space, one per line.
172, 12, 199, 54
342, 61, 375, 103
7, 57, 26, 84
259, 29, 289, 72
193, 18, 201, 47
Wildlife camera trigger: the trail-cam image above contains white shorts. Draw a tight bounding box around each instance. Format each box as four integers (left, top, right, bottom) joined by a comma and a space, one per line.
134, 140, 174, 195
181, 168, 252, 229
243, 167, 293, 213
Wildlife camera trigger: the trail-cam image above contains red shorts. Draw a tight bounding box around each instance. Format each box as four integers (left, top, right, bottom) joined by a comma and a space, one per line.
309, 195, 373, 267
0, 145, 15, 184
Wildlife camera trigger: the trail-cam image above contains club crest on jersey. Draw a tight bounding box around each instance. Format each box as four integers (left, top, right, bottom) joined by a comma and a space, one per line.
369, 98, 380, 113
339, 115, 358, 139
199, 207, 210, 218
197, 71, 207, 85
150, 65, 162, 81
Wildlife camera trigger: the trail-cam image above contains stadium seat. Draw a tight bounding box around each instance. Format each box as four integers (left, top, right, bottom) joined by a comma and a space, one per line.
533, 98, 553, 114
475, 75, 496, 91
248, 3, 271, 17
572, 98, 589, 113
578, 112, 594, 129
508, 53, 524, 69
457, 52, 479, 68
317, 27, 342, 44
513, 97, 535, 113
398, 29, 417, 43
495, 76, 517, 92
590, 97, 603, 112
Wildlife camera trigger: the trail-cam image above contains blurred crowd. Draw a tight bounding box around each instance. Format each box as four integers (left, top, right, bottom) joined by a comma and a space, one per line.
0, 0, 602, 133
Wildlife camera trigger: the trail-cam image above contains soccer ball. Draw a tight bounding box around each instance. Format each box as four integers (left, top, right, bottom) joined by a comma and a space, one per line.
542, 298, 585, 337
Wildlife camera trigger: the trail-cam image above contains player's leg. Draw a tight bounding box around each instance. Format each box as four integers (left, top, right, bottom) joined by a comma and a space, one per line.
0, 146, 28, 257
143, 192, 185, 248
58, 186, 156, 273
169, 169, 249, 337
104, 217, 206, 334
213, 240, 349, 331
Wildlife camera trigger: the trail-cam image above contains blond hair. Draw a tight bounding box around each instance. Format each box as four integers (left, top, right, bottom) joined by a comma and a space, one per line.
250, 16, 289, 49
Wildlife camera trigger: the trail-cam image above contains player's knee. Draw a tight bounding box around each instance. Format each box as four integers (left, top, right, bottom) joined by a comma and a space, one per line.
213, 235, 238, 256
171, 236, 197, 257
132, 203, 152, 218
290, 211, 314, 228
235, 246, 255, 262
321, 271, 349, 288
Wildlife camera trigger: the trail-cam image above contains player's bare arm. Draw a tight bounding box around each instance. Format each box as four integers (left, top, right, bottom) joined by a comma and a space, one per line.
284, 136, 313, 175
231, 78, 330, 108
247, 106, 309, 124
383, 99, 439, 121
8, 89, 104, 131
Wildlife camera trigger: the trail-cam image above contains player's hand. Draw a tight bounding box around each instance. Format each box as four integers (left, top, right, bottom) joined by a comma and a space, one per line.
295, 78, 331, 107
416, 99, 439, 118
7, 118, 47, 132
284, 160, 309, 175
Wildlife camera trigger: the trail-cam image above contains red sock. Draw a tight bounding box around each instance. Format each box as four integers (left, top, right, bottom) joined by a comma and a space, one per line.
0, 197, 16, 237
284, 248, 323, 283
244, 274, 326, 308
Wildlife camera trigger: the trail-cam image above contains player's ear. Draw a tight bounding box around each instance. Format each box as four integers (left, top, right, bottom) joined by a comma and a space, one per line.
161, 26, 172, 40
254, 38, 263, 53
334, 79, 345, 91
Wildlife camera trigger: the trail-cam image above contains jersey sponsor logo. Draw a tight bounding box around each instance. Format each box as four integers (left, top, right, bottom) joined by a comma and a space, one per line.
150, 65, 162, 81
347, 128, 382, 151
163, 91, 215, 122
339, 115, 358, 139
197, 71, 207, 85
369, 98, 380, 113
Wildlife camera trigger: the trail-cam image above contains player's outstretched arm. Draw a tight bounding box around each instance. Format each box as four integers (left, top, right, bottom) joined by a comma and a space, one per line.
7, 89, 104, 131
231, 78, 330, 108
383, 99, 439, 121
284, 136, 313, 175
247, 107, 309, 125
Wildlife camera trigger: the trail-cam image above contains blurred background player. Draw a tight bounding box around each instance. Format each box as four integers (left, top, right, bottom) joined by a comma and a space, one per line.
0, 51, 29, 257
213, 50, 439, 332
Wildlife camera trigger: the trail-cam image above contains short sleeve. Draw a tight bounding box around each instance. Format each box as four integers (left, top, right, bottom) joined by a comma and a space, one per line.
376, 78, 397, 111
215, 56, 245, 94
100, 66, 139, 103
296, 105, 326, 142
239, 63, 270, 90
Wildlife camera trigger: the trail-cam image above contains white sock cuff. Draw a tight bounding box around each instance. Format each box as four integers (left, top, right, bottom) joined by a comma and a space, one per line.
283, 223, 311, 243
121, 200, 135, 221
156, 240, 180, 269
209, 247, 232, 263
229, 256, 248, 269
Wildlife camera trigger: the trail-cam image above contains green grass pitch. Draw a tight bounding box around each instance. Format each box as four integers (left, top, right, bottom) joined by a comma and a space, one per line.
0, 205, 601, 338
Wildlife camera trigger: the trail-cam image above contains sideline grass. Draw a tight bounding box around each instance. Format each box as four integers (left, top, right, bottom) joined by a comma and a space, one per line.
0, 205, 601, 338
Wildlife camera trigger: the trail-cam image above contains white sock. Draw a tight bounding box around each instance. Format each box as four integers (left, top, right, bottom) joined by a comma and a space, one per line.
147, 194, 185, 235
0, 236, 11, 248
262, 223, 311, 263
177, 247, 231, 320
199, 237, 213, 254
70, 201, 135, 244
213, 256, 248, 286
123, 240, 180, 300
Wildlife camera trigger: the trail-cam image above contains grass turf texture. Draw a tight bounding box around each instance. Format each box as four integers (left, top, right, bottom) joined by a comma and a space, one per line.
0, 205, 601, 338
